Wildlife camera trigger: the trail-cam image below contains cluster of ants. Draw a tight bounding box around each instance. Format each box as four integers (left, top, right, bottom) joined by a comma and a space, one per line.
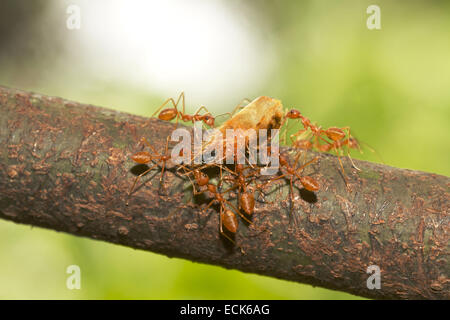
128, 93, 361, 244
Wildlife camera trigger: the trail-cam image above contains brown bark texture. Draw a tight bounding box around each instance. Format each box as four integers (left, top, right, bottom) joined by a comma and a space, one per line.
0, 86, 448, 299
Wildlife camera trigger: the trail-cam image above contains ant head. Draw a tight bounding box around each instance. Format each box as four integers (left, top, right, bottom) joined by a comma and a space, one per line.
286, 109, 301, 119
202, 114, 215, 127
131, 151, 152, 164
158, 108, 178, 121
348, 137, 360, 149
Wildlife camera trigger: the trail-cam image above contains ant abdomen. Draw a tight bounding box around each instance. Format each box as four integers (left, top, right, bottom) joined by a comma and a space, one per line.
131, 151, 152, 164
300, 176, 319, 192
222, 210, 238, 233
286, 109, 301, 119
158, 108, 178, 121
240, 193, 255, 216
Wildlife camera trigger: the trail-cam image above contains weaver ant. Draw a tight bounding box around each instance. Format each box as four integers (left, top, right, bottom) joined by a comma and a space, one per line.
127, 136, 173, 203
221, 164, 274, 217
152, 92, 225, 128
284, 108, 360, 184
318, 135, 362, 171
268, 152, 319, 225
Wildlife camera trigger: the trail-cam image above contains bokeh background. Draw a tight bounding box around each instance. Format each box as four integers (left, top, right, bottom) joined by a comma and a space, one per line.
0, 0, 449, 299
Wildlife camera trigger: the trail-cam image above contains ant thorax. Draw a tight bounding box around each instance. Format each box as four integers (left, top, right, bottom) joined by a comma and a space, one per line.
128, 92, 367, 245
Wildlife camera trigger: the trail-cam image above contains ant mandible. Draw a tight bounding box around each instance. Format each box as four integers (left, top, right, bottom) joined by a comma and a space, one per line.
284, 109, 343, 148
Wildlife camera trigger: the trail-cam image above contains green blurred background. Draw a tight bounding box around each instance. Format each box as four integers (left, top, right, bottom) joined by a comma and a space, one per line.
0, 0, 448, 299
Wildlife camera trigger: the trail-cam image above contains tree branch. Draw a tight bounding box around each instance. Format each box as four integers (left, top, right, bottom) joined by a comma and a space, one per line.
0, 86, 448, 299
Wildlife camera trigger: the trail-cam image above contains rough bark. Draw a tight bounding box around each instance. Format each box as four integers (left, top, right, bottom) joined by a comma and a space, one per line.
0, 85, 448, 299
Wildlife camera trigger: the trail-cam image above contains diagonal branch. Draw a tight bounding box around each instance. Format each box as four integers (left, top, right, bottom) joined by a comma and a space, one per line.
0, 86, 448, 299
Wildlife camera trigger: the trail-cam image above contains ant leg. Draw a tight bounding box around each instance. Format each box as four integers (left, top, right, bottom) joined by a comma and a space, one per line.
282, 117, 303, 145
295, 156, 319, 172
140, 137, 162, 157
229, 98, 251, 116
214, 111, 233, 122
332, 145, 349, 187
196, 163, 236, 177
289, 128, 308, 146
193, 105, 211, 116
280, 118, 289, 144
293, 149, 305, 167
282, 117, 301, 145
289, 177, 297, 226
268, 172, 288, 182
293, 156, 319, 183
201, 199, 216, 215
127, 162, 159, 204
158, 136, 171, 192
252, 183, 273, 205
173, 92, 186, 127
345, 143, 361, 171
220, 182, 240, 197
212, 97, 250, 129
361, 141, 385, 164
176, 164, 200, 195
316, 134, 332, 150
151, 92, 185, 118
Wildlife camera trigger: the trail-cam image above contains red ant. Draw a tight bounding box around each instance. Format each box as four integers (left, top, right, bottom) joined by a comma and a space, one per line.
199, 182, 251, 244
127, 136, 173, 203
268, 152, 319, 225
152, 92, 224, 128
284, 109, 361, 184
154, 160, 242, 244
177, 165, 211, 194
284, 109, 347, 148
